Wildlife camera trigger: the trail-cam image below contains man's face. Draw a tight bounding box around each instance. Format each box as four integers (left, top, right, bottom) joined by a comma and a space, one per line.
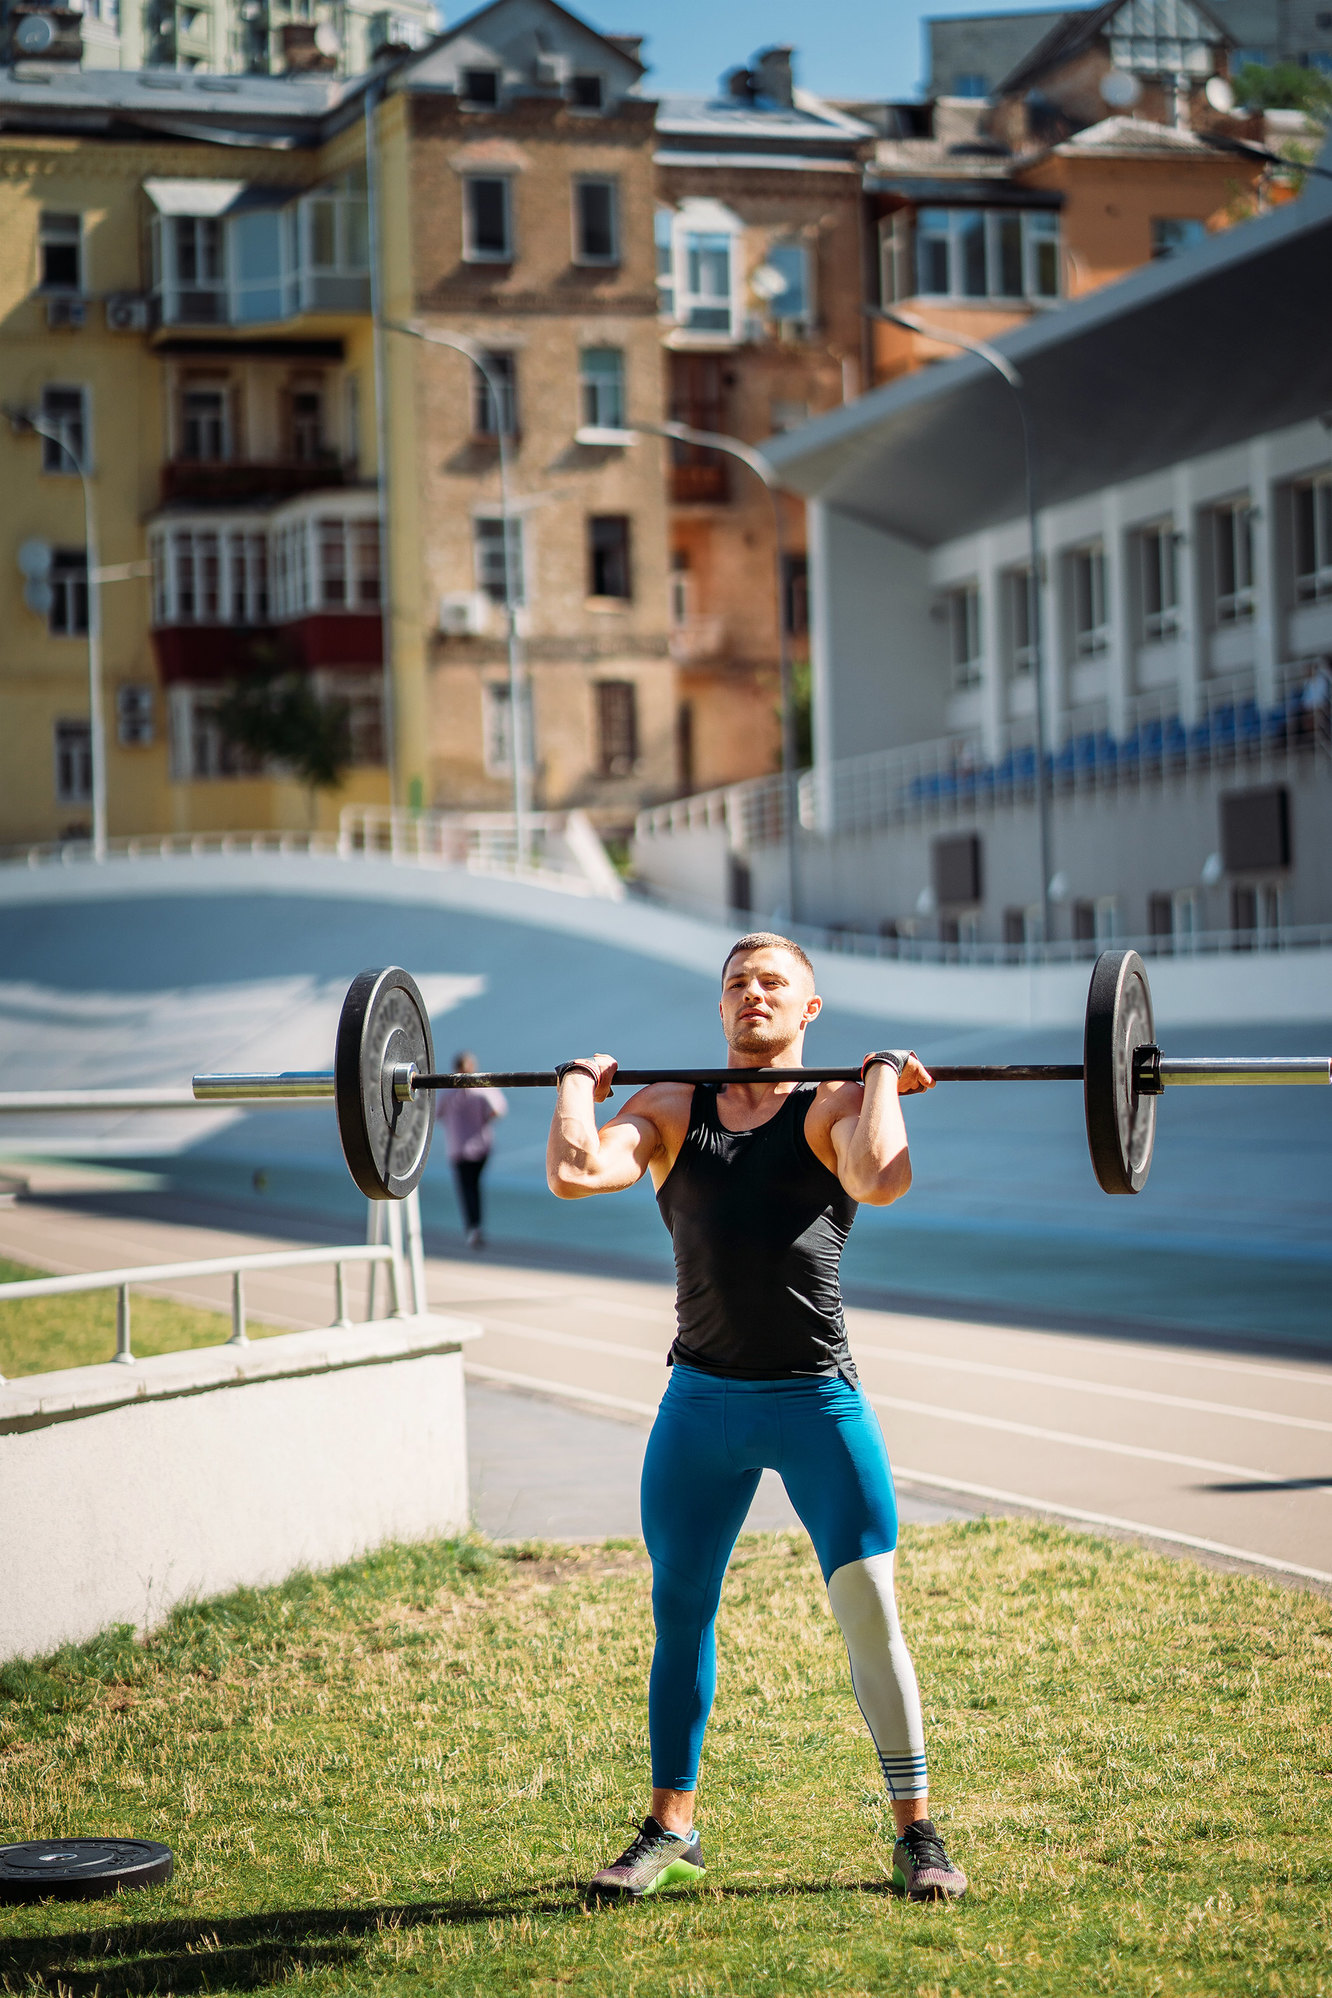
720, 947, 821, 1057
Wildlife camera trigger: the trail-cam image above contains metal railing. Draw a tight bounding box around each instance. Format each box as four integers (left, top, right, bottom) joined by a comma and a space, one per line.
0, 1243, 403, 1382
636, 684, 1332, 854
0, 808, 624, 900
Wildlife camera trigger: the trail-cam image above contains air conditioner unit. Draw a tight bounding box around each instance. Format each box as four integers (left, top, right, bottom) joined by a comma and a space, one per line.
438, 592, 488, 636
46, 295, 86, 330
534, 49, 569, 84
105, 292, 150, 333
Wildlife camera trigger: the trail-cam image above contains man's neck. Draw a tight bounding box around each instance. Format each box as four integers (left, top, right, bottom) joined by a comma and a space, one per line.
722, 1041, 803, 1095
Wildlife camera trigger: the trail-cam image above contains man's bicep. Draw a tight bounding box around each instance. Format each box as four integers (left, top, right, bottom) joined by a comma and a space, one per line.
596, 1107, 663, 1185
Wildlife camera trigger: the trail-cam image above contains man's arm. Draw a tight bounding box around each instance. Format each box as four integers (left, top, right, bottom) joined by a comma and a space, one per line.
825, 1056, 934, 1206
546, 1057, 663, 1199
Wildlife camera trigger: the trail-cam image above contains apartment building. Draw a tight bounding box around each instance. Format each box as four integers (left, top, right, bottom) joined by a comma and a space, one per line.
383, 1, 676, 822
4, 0, 437, 79
636, 178, 1332, 947
0, 65, 390, 845
653, 50, 875, 792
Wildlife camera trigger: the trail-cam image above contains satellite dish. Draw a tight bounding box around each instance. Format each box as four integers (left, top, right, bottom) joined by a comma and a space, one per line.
14, 12, 58, 53
1204, 74, 1235, 113
314, 21, 340, 55
750, 263, 789, 302
1099, 68, 1143, 109
18, 538, 53, 578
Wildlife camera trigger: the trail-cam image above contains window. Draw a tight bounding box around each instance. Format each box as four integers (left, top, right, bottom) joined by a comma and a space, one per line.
288, 380, 324, 462
588, 515, 631, 599
1006, 565, 1038, 675
54, 720, 92, 804
168, 688, 263, 782
1070, 544, 1108, 658
473, 352, 518, 437
757, 242, 812, 328
1151, 217, 1207, 260
39, 212, 81, 292
473, 515, 525, 605
669, 554, 691, 628
172, 217, 226, 321
481, 681, 531, 776
574, 178, 618, 264
464, 176, 512, 261
879, 212, 911, 304
952, 70, 989, 95
179, 383, 230, 461
783, 553, 809, 637
948, 582, 982, 688
49, 549, 88, 636
570, 72, 603, 108
461, 66, 499, 105
654, 208, 675, 317
595, 680, 638, 776
579, 347, 625, 429
40, 385, 86, 474
1213, 500, 1255, 623
116, 685, 156, 748
913, 206, 1060, 302
1294, 474, 1332, 602
1138, 521, 1179, 640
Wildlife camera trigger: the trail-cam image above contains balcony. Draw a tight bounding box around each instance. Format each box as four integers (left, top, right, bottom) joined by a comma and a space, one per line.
670, 460, 729, 505
669, 615, 727, 665
160, 460, 349, 507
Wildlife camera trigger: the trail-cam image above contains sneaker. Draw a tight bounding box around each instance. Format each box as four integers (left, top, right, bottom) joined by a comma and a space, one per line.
466, 1228, 484, 1251
891, 1819, 967, 1901
587, 1817, 705, 1903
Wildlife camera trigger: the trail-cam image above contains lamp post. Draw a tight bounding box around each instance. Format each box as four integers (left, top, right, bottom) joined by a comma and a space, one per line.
389, 320, 530, 870
25, 413, 108, 863
866, 304, 1055, 949
577, 416, 800, 925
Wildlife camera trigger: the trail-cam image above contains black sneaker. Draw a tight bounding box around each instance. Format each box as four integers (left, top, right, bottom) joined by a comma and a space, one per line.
587, 1817, 705, 1903
891, 1819, 967, 1901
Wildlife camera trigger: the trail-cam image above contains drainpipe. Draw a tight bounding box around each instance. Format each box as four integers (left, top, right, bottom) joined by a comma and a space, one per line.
364, 73, 399, 806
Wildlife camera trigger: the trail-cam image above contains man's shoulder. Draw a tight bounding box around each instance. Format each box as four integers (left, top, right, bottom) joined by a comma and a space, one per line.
808, 1076, 864, 1123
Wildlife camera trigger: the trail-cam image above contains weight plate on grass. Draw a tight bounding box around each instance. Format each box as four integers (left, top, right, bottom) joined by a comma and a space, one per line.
1084, 948, 1157, 1196
335, 966, 435, 1200
0, 1838, 173, 1903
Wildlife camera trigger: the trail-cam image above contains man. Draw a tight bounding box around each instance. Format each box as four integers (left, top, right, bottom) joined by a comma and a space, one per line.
437, 1051, 506, 1249
546, 932, 967, 1904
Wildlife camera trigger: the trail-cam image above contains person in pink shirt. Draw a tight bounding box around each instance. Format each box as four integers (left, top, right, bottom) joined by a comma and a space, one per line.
436, 1052, 507, 1249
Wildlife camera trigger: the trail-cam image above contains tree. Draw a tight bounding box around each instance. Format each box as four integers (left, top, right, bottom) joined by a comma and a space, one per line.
1233, 61, 1332, 117
215, 662, 353, 804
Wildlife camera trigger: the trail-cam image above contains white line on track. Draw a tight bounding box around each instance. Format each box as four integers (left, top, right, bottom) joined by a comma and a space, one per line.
869, 1393, 1315, 1489
462, 1363, 1332, 1587
466, 1317, 1322, 1484
853, 1343, 1332, 1434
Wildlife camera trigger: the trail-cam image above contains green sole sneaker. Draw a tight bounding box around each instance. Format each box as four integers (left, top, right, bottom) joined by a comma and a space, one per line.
891, 1820, 967, 1901
588, 1818, 706, 1902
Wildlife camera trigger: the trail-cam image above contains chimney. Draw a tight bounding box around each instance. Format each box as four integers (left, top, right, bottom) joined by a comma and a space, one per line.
280, 21, 336, 71
604, 32, 645, 66
753, 45, 795, 107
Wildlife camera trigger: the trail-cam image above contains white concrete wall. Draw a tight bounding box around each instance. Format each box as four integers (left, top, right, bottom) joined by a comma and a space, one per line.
810, 502, 944, 769
0, 1314, 478, 1662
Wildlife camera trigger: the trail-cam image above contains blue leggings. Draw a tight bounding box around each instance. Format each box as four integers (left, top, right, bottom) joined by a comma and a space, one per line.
641, 1366, 927, 1798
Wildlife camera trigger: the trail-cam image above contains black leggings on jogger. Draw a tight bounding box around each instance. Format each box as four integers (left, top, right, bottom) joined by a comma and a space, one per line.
453, 1157, 487, 1232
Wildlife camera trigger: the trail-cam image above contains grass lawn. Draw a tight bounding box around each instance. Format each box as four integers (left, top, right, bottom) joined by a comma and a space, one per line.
0, 1259, 283, 1379
1, 1520, 1330, 1996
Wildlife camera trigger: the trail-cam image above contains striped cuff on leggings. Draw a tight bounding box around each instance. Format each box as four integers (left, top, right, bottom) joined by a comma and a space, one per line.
878, 1751, 929, 1800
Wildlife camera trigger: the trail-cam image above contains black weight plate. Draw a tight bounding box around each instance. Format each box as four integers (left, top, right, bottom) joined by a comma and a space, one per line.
335, 966, 435, 1200
1084, 948, 1157, 1195
0, 1838, 173, 1903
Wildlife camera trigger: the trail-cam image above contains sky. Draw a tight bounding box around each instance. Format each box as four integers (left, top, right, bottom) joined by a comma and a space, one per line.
547, 0, 1064, 103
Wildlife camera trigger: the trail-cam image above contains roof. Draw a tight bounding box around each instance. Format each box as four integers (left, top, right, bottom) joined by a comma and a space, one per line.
997, 0, 1229, 96
654, 88, 874, 153
1049, 112, 1227, 153
0, 61, 372, 144
762, 151, 1332, 548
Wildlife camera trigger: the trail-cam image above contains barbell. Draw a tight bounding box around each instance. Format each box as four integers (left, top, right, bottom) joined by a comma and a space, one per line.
192, 953, 1329, 1203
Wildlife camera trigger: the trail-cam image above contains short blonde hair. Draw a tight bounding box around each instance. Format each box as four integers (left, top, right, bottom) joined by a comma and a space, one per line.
722, 932, 815, 982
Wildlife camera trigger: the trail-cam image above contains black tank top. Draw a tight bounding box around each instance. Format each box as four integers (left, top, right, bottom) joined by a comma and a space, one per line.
656, 1082, 859, 1381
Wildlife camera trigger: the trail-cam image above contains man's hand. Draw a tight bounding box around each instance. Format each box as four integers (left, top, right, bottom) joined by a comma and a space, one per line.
860, 1051, 935, 1096
560, 1054, 618, 1103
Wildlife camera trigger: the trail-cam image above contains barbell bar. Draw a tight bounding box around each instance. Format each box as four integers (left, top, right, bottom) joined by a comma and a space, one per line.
190, 955, 1329, 1203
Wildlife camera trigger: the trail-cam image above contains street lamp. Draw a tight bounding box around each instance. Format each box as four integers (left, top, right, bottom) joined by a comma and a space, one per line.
389, 320, 530, 870
18, 412, 108, 863
577, 417, 800, 924
866, 304, 1055, 948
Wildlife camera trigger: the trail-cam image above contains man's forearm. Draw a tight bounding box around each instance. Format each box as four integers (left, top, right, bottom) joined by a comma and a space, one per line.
546, 1078, 602, 1197
843, 1070, 911, 1204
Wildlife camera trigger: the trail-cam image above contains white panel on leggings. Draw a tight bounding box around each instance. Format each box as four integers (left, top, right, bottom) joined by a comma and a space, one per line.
826, 1551, 928, 1799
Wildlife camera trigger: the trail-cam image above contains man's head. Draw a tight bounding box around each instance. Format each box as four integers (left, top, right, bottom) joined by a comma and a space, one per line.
720, 933, 821, 1060
453, 1051, 478, 1075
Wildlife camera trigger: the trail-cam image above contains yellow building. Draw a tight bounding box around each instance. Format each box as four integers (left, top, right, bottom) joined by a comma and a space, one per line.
0, 2, 677, 850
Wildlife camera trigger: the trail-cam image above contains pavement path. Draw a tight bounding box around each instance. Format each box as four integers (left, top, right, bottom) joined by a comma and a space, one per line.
1, 1171, 1329, 1587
